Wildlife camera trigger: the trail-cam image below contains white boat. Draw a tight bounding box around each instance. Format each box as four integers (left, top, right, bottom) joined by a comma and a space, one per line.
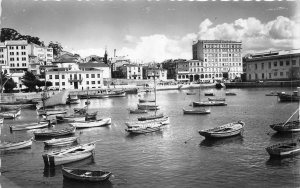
0, 138, 33, 150
125, 122, 163, 134
183, 108, 211, 115
44, 137, 78, 147
266, 140, 300, 158
199, 121, 245, 139
0, 109, 21, 119
40, 90, 70, 107
37, 109, 68, 116
10, 122, 49, 131
42, 142, 96, 167
69, 118, 111, 129
193, 101, 227, 107
126, 117, 169, 127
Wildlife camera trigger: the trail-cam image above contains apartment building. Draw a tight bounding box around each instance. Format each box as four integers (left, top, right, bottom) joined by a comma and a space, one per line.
118, 64, 143, 80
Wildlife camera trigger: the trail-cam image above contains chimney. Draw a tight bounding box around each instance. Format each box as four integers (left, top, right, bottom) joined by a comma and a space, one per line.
114, 49, 116, 57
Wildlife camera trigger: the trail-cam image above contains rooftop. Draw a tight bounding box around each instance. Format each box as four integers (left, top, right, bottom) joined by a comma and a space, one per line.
5, 40, 28, 46
78, 62, 109, 68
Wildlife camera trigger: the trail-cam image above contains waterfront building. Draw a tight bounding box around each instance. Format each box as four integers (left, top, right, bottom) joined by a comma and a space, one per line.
118, 64, 143, 80
175, 59, 190, 82
192, 40, 243, 81
161, 59, 177, 80
244, 49, 300, 81
0, 42, 9, 74
144, 67, 167, 81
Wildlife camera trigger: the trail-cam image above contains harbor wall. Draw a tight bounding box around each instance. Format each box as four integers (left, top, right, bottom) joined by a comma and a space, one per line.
224, 80, 300, 88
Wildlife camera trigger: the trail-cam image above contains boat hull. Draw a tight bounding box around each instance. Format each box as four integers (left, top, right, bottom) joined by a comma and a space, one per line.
62, 167, 112, 182
34, 127, 76, 138
266, 141, 300, 158
69, 118, 111, 128
199, 121, 245, 139
193, 101, 227, 107
269, 121, 300, 133
44, 137, 78, 147
10, 122, 49, 131
183, 109, 210, 114
0, 139, 32, 150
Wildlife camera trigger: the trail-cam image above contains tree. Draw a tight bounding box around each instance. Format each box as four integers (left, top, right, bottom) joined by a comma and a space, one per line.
48, 41, 63, 58
21, 71, 38, 92
1, 28, 44, 46
0, 72, 17, 93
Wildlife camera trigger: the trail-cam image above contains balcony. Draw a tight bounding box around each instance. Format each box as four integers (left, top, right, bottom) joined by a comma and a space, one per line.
68, 78, 83, 83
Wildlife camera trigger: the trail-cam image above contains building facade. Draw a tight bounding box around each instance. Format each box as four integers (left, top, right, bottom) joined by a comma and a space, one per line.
118, 64, 143, 80
144, 67, 167, 81
244, 50, 300, 81
192, 40, 243, 81
176, 59, 190, 82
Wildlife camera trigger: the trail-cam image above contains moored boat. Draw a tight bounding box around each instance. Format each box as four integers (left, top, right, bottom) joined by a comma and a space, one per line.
0, 138, 33, 150
193, 101, 227, 107
69, 118, 111, 129
186, 92, 196, 95
139, 98, 155, 103
137, 104, 160, 110
277, 91, 300, 102
10, 122, 49, 131
0, 108, 21, 119
126, 117, 169, 127
204, 92, 214, 96
129, 109, 148, 114
183, 108, 210, 115
138, 113, 164, 121
33, 126, 76, 138
62, 166, 112, 182
208, 98, 226, 101
44, 137, 78, 147
199, 121, 245, 139
266, 140, 300, 158
37, 109, 68, 116
66, 95, 80, 104
225, 92, 237, 96
125, 122, 163, 134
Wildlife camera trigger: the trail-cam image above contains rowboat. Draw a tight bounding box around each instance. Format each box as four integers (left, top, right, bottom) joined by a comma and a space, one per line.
225, 92, 237, 96
108, 91, 126, 97
266, 140, 300, 158
204, 92, 214, 96
0, 109, 21, 119
129, 109, 148, 114
37, 109, 68, 116
0, 138, 33, 150
199, 121, 245, 139
42, 142, 95, 167
62, 166, 112, 182
33, 126, 76, 138
208, 98, 226, 101
193, 101, 227, 107
139, 98, 155, 103
69, 118, 111, 129
277, 91, 300, 102
125, 122, 163, 134
44, 137, 78, 147
138, 113, 164, 121
126, 117, 169, 127
57, 115, 86, 123
10, 122, 49, 131
183, 108, 210, 115
137, 104, 160, 110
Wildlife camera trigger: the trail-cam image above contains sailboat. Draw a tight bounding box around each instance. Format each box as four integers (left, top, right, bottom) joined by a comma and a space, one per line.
192, 85, 226, 107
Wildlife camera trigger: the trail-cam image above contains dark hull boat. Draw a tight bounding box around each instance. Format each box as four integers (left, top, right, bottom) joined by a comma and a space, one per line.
62, 166, 112, 182
183, 108, 210, 115
266, 140, 300, 158
193, 101, 227, 107
204, 92, 214, 96
34, 126, 76, 138
138, 113, 164, 121
277, 92, 300, 102
199, 121, 245, 139
270, 121, 300, 133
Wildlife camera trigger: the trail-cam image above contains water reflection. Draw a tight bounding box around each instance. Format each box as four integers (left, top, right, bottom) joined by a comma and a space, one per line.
199, 135, 243, 147
63, 178, 113, 188
43, 166, 57, 177
265, 156, 300, 167
270, 132, 300, 141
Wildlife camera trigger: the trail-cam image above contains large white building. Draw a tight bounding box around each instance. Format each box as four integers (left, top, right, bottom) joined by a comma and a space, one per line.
119, 64, 143, 80
192, 40, 243, 81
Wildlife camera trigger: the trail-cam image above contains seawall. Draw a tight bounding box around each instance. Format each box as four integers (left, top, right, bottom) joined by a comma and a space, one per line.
224, 80, 300, 88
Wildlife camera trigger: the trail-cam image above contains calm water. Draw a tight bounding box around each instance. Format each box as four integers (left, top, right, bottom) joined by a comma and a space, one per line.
1, 87, 300, 188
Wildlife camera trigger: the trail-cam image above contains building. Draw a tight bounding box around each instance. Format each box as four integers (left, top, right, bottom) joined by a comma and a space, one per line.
192, 40, 243, 81
144, 67, 167, 81
244, 49, 300, 81
118, 64, 143, 80
175, 59, 190, 82
0, 42, 9, 74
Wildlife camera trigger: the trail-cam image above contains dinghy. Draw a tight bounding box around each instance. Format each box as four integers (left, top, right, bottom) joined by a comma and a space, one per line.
199, 121, 245, 139
183, 108, 210, 115
10, 122, 49, 131
62, 166, 112, 182
44, 137, 78, 147
125, 122, 163, 134
69, 118, 111, 129
0, 138, 33, 150
266, 140, 300, 158
33, 126, 76, 138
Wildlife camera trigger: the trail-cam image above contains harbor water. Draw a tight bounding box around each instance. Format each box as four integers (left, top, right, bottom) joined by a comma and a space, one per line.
1, 87, 300, 188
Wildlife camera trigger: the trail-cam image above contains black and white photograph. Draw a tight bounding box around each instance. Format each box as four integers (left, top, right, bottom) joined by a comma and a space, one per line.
0, 0, 300, 187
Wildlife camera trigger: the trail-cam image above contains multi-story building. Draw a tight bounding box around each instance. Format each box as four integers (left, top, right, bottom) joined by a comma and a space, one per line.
244, 49, 300, 81
118, 64, 143, 80
0, 42, 9, 74
192, 40, 243, 81
46, 48, 54, 64
144, 67, 167, 81
175, 59, 190, 82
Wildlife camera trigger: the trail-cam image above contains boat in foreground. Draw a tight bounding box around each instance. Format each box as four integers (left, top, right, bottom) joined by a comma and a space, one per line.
199, 121, 245, 139
183, 108, 210, 115
44, 137, 78, 147
193, 101, 227, 107
34, 126, 76, 138
69, 118, 111, 129
0, 138, 33, 150
270, 121, 300, 133
266, 140, 300, 158
42, 142, 96, 166
10, 122, 49, 131
62, 166, 112, 182
138, 113, 164, 121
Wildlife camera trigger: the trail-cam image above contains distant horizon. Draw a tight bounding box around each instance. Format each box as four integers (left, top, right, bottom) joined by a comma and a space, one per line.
1, 0, 299, 62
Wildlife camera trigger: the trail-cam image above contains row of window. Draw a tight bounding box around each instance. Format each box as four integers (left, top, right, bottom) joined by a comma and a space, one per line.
8, 46, 26, 50
0, 60, 6, 64
250, 59, 299, 70
205, 53, 241, 57
249, 71, 289, 80
203, 44, 241, 49
204, 48, 241, 53
10, 63, 27, 67
54, 81, 102, 86
49, 73, 101, 80
9, 52, 26, 55
189, 67, 242, 72
9, 57, 26, 61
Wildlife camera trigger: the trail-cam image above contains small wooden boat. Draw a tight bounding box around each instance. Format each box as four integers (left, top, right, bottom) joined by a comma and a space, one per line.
137, 104, 160, 110
66, 95, 80, 105
137, 113, 164, 121
44, 137, 78, 147
33, 126, 76, 138
277, 91, 300, 102
129, 109, 148, 114
208, 98, 226, 101
37, 109, 68, 116
126, 117, 169, 127
204, 92, 214, 96
183, 108, 210, 115
270, 121, 300, 133
57, 116, 86, 123
0, 109, 21, 119
62, 166, 112, 182
139, 99, 155, 103
69, 118, 111, 129
42, 142, 96, 166
10, 122, 49, 131
0, 138, 33, 150
266, 140, 300, 158
225, 92, 237, 96
199, 121, 245, 139
108, 91, 126, 97
125, 122, 163, 134
193, 101, 227, 107
186, 92, 196, 95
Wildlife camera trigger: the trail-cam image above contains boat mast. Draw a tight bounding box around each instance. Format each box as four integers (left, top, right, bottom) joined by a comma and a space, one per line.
154, 71, 157, 116
298, 87, 300, 121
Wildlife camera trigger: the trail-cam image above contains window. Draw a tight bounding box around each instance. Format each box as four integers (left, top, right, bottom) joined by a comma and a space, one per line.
17, 63, 19, 67
55, 75, 59, 79
10, 52, 14, 55
17, 57, 19, 61
16, 46, 19, 50
280, 61, 283, 66
292, 60, 296, 66
62, 82, 65, 86
55, 82, 59, 86
97, 74, 100, 78
21, 46, 25, 49
49, 75, 52, 79
22, 57, 26, 61
16, 52, 19, 55
86, 74, 89, 78
86, 81, 89, 85
9, 46, 13, 50
268, 62, 271, 69
269, 73, 272, 79
91, 74, 95, 78
22, 63, 26, 66
280, 72, 283, 76
62, 75, 65, 79
92, 81, 95, 84
262, 73, 264, 79
10, 58, 14, 61
98, 81, 100, 84
274, 61, 277, 67
286, 60, 290, 66
22, 52, 26, 55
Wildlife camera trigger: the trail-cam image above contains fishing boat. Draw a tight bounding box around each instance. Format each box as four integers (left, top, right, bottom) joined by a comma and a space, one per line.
125, 122, 163, 134
225, 92, 237, 96
139, 98, 155, 103
62, 166, 112, 182
0, 108, 21, 119
69, 118, 111, 129
42, 142, 96, 167
10, 121, 49, 131
266, 140, 300, 158
0, 138, 33, 150
204, 92, 214, 96
199, 121, 245, 139
208, 98, 226, 101
183, 108, 211, 115
129, 109, 148, 114
193, 101, 227, 107
277, 91, 300, 102
44, 137, 78, 147
33, 126, 76, 138
37, 109, 68, 116
270, 87, 300, 133
126, 117, 170, 127
137, 113, 164, 121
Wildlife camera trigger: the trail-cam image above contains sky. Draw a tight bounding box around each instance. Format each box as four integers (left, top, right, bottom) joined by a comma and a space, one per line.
0, 0, 299, 62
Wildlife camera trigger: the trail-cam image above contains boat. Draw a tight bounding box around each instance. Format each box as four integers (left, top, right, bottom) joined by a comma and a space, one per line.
40, 90, 70, 107
107, 90, 126, 97
0, 138, 33, 150
66, 95, 80, 105
125, 122, 164, 134
208, 98, 226, 101
193, 101, 227, 107
37, 109, 68, 116
42, 142, 96, 167
277, 91, 300, 102
139, 98, 155, 103
266, 140, 300, 158
186, 92, 196, 95
0, 118, 3, 124
198, 121, 245, 139
0, 103, 36, 110
74, 106, 87, 114
204, 92, 214, 96
126, 117, 170, 127
44, 137, 78, 147
0, 108, 21, 119
62, 166, 112, 182
69, 118, 111, 129
215, 83, 225, 89
10, 121, 49, 131
129, 109, 148, 114
137, 104, 160, 110
56, 115, 86, 123
137, 113, 164, 121
33, 126, 76, 138
225, 92, 237, 96
183, 108, 211, 115
270, 87, 300, 133
265, 91, 278, 96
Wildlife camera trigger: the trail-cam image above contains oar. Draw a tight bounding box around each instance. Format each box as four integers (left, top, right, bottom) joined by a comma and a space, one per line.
184, 137, 194, 144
